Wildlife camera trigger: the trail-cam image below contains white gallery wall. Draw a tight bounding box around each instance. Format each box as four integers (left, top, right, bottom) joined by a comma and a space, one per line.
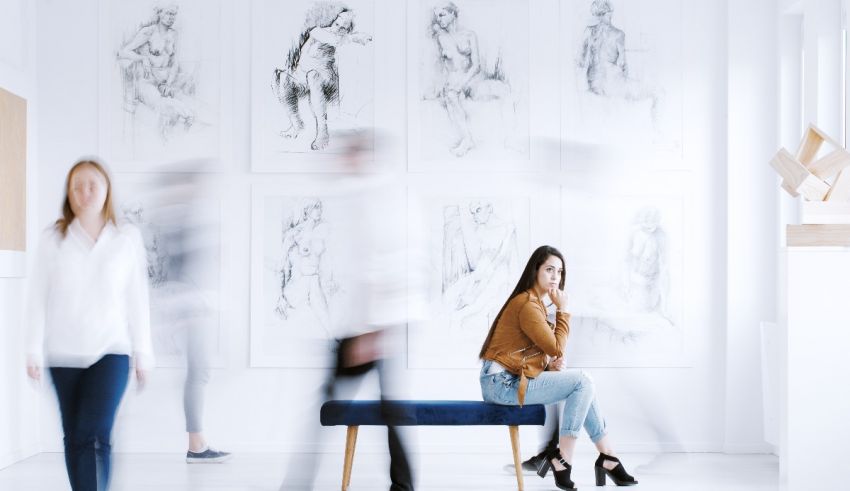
13, 0, 778, 458
0, 0, 41, 468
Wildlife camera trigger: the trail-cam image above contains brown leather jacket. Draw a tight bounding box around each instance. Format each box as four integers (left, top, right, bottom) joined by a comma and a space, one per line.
481, 290, 570, 405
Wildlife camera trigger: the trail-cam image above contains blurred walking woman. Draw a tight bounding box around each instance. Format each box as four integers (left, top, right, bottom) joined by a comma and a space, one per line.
479, 245, 636, 490
25, 159, 154, 491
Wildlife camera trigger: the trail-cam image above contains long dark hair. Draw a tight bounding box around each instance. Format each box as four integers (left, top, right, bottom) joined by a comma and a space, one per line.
478, 245, 566, 358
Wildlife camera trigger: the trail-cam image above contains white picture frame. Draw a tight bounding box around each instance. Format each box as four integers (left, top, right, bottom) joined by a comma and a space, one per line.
560, 0, 684, 168
407, 0, 560, 172
250, 0, 405, 172
97, 0, 232, 170
251, 180, 408, 367
407, 175, 559, 368
560, 173, 688, 367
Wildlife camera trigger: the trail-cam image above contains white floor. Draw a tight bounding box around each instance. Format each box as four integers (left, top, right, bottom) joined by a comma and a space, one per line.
0, 452, 780, 491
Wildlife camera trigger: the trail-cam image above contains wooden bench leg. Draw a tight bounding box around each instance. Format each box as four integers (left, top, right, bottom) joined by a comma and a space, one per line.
342, 425, 359, 491
509, 425, 524, 491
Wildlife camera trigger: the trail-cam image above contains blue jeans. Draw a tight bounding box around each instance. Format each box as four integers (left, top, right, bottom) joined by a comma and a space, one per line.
50, 354, 130, 491
480, 360, 608, 441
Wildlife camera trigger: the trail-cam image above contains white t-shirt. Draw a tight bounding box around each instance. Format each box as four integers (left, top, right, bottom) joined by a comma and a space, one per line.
25, 219, 154, 369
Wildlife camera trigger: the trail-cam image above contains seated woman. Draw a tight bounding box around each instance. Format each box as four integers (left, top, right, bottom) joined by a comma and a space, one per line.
479, 245, 637, 489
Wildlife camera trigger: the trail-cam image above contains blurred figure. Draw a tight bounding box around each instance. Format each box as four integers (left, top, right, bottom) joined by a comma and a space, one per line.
280, 131, 423, 491
25, 159, 154, 491
145, 163, 231, 463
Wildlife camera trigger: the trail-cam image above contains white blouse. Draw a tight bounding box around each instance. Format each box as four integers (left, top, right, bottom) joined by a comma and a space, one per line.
25, 219, 154, 369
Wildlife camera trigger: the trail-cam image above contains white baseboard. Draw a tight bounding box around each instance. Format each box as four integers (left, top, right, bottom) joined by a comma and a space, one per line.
0, 447, 38, 471
722, 442, 775, 454
112, 441, 726, 455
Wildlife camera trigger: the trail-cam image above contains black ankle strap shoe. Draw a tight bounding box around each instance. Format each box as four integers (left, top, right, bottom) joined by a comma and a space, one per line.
595, 452, 638, 486
537, 450, 577, 490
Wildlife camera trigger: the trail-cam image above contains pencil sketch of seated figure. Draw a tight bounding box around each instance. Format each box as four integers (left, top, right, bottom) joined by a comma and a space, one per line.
578, 0, 659, 119
116, 3, 197, 140
575, 205, 674, 345
426, 2, 515, 157
442, 200, 519, 329
275, 198, 338, 340
121, 202, 168, 288
272, 3, 372, 151
624, 206, 670, 321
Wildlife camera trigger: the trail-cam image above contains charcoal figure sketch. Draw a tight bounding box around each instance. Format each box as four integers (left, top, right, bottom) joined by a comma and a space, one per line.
121, 202, 168, 287
577, 0, 658, 117
271, 3, 372, 151
625, 206, 670, 321
573, 205, 676, 346
442, 200, 519, 328
425, 2, 515, 157
274, 198, 337, 340
116, 3, 197, 140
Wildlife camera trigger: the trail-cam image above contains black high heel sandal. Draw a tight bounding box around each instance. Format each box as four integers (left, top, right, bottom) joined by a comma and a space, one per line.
595, 452, 638, 486
521, 450, 547, 473
522, 439, 558, 473
536, 450, 577, 491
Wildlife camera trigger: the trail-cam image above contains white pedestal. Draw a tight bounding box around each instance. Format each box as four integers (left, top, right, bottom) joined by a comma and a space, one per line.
784, 247, 850, 490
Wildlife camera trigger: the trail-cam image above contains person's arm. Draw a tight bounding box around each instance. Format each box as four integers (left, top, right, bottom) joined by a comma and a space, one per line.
117, 26, 154, 63
162, 34, 179, 94
459, 31, 482, 86
578, 27, 592, 68
615, 30, 627, 74
24, 233, 54, 381
309, 27, 343, 46
517, 300, 569, 358
347, 30, 372, 45
126, 226, 154, 382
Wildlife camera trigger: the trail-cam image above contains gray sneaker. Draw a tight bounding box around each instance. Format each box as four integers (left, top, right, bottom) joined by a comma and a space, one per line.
186, 447, 232, 464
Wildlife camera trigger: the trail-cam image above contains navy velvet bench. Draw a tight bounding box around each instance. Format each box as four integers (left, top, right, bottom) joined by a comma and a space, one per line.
320, 400, 546, 491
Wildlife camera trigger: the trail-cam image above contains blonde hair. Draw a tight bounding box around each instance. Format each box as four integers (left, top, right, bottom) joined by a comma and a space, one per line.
54, 159, 117, 238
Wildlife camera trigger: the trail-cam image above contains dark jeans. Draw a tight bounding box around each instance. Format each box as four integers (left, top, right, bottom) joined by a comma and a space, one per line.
50, 354, 130, 491
329, 336, 414, 491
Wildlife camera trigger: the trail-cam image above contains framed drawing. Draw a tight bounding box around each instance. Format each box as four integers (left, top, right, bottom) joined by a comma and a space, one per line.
406, 176, 559, 368
251, 0, 406, 172
112, 173, 225, 367
560, 175, 687, 367
250, 181, 406, 367
561, 0, 684, 167
407, 0, 560, 172
0, 86, 27, 278
98, 0, 230, 169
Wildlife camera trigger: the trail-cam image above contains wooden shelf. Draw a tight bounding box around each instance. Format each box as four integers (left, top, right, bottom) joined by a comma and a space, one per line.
787, 224, 850, 246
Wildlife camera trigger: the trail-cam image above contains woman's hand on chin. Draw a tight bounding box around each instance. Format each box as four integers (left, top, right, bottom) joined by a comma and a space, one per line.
548, 287, 567, 311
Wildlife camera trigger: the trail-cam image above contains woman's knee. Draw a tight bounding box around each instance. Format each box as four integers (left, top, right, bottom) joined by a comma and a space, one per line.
575, 370, 595, 395
72, 416, 113, 445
